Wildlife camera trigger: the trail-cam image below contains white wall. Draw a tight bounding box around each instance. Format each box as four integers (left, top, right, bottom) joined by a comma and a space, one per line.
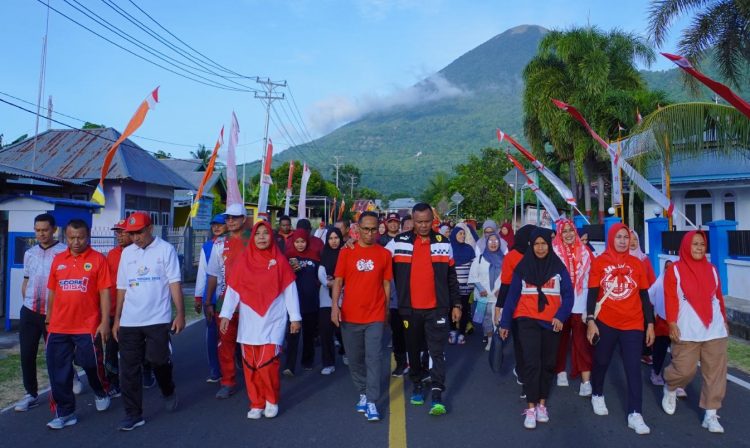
726, 259, 750, 302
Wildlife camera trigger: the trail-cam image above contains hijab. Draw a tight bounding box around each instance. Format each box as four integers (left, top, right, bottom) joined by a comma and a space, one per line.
477, 219, 507, 254
228, 221, 296, 317
455, 222, 478, 249
500, 223, 515, 248
320, 226, 343, 277
577, 228, 596, 253
511, 224, 536, 254
481, 233, 504, 291
675, 231, 717, 327
552, 219, 591, 296
596, 223, 638, 289
450, 226, 475, 266
285, 228, 321, 262
629, 230, 648, 260
515, 227, 566, 312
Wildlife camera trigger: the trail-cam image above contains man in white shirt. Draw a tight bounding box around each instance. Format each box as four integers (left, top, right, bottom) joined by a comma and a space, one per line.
112, 212, 185, 431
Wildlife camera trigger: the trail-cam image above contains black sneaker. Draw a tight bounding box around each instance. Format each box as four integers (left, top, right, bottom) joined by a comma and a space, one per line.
119, 416, 146, 431
142, 371, 156, 389
164, 392, 178, 412
108, 386, 122, 398
391, 365, 408, 377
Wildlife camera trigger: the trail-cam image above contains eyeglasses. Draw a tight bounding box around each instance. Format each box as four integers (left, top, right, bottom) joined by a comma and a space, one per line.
359, 227, 378, 233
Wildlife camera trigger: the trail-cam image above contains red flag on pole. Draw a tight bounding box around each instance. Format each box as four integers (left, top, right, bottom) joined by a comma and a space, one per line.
190, 126, 223, 218
505, 152, 560, 222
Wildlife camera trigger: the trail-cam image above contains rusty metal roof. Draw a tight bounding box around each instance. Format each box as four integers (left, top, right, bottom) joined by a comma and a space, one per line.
0, 128, 192, 189
0, 163, 85, 186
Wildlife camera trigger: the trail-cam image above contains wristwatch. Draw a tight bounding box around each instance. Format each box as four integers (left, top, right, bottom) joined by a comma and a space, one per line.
585, 315, 595, 323
453, 304, 462, 310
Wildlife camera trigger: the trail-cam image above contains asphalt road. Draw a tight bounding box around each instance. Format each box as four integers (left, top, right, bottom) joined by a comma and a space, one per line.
1, 320, 748, 448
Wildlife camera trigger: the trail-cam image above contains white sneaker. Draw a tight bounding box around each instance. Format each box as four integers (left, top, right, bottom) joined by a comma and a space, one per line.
356, 394, 368, 413
247, 408, 263, 419
342, 355, 349, 366
94, 394, 111, 412
627, 412, 651, 435
320, 366, 336, 375
557, 372, 569, 387
591, 395, 608, 416
263, 401, 279, 418
661, 386, 677, 415
523, 408, 536, 429
535, 404, 549, 423
484, 339, 492, 352
702, 412, 724, 433
72, 373, 83, 395
14, 394, 39, 412
579, 381, 592, 397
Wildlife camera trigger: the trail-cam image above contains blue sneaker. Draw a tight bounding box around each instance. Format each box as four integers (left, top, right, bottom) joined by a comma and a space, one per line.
356, 394, 367, 413
119, 416, 146, 431
47, 413, 77, 430
410, 386, 425, 406
365, 402, 380, 421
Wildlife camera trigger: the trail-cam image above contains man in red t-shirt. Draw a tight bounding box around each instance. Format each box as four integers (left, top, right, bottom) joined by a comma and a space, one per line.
104, 219, 131, 396
332, 211, 393, 422
45, 219, 113, 429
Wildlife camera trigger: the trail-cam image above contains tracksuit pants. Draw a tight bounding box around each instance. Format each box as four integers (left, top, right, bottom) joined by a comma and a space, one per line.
555, 314, 593, 378
664, 337, 728, 410
105, 317, 119, 389
46, 333, 109, 417
204, 309, 221, 379
341, 322, 385, 403
517, 318, 561, 404
19, 306, 47, 397
591, 320, 644, 414
242, 344, 281, 409
218, 312, 239, 387
119, 324, 175, 419
389, 309, 407, 368
284, 312, 318, 372
403, 308, 449, 391
318, 307, 336, 368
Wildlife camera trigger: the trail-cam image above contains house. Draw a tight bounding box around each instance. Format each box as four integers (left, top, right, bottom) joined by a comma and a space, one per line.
0, 128, 193, 230
388, 197, 417, 217
158, 158, 224, 229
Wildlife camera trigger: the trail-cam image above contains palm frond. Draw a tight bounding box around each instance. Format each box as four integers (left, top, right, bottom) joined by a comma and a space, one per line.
647, 0, 713, 47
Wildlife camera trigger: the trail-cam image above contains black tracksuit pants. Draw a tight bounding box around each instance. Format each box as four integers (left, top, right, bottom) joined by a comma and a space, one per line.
403, 308, 449, 391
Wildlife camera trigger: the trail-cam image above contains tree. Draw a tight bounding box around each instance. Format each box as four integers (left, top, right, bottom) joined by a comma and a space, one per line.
191, 144, 211, 164
336, 164, 361, 194
248, 161, 340, 215
421, 171, 452, 204
154, 150, 172, 159
82, 122, 106, 129
648, 0, 750, 86
357, 187, 381, 200
10, 134, 28, 145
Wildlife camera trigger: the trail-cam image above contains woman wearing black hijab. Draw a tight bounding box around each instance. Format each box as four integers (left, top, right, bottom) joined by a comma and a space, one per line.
318, 226, 343, 375
499, 228, 574, 429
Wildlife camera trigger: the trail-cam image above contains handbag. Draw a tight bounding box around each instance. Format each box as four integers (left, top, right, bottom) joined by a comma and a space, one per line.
473, 297, 488, 325
488, 328, 509, 373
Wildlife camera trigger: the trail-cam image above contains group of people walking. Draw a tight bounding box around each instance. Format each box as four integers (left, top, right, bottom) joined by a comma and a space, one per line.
12, 202, 730, 437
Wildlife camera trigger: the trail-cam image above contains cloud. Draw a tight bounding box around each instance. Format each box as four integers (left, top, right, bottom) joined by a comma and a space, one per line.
355, 0, 443, 20
307, 73, 465, 134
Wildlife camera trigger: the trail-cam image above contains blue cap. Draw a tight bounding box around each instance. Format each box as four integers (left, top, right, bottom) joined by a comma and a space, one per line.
210, 214, 226, 225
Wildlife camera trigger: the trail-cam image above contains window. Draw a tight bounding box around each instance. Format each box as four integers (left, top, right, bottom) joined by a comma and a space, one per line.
124, 193, 172, 226
724, 192, 736, 221
684, 189, 713, 227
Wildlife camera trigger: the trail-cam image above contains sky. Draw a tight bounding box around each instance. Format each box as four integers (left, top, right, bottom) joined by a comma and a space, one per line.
0, 0, 692, 165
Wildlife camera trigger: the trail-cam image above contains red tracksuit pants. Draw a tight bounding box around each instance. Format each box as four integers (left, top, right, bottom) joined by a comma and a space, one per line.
555, 314, 593, 378
242, 344, 280, 409
218, 313, 239, 387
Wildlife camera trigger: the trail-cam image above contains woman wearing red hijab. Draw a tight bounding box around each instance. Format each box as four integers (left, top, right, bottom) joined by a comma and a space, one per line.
219, 221, 301, 419
586, 223, 654, 435
661, 231, 728, 434
500, 222, 515, 249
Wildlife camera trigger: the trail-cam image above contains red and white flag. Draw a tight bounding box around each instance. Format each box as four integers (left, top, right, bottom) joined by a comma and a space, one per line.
297, 163, 311, 219
257, 138, 274, 218
225, 112, 242, 210
662, 52, 750, 119
497, 128, 577, 206
284, 160, 295, 216
505, 152, 560, 222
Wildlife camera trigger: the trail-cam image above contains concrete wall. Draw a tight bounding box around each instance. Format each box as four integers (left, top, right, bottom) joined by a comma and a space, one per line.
726, 259, 750, 302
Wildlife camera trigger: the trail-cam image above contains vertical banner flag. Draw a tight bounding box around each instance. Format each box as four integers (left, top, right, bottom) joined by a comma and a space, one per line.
284, 160, 295, 216
662, 53, 750, 119
297, 163, 311, 219
496, 128, 577, 206
330, 197, 337, 223
337, 198, 345, 221
612, 138, 623, 207
92, 87, 159, 206
190, 126, 224, 217
505, 152, 561, 222
257, 138, 274, 217
225, 112, 243, 209
552, 99, 675, 215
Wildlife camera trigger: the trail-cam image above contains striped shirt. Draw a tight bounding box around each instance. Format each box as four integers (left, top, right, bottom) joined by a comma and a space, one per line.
455, 261, 472, 296
23, 241, 67, 314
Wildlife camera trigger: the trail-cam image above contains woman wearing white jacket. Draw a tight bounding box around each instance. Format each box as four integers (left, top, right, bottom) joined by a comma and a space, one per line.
469, 232, 504, 350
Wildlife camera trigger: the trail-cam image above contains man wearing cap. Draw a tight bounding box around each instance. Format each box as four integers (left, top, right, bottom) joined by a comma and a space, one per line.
113, 212, 185, 431
103, 219, 132, 397
378, 213, 401, 247
205, 203, 252, 399
194, 214, 227, 383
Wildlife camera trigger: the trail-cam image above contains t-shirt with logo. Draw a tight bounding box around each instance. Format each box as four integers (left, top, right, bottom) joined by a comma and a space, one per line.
206, 232, 251, 306
23, 241, 67, 314
117, 236, 181, 327
589, 255, 647, 331
47, 247, 112, 334
335, 243, 393, 324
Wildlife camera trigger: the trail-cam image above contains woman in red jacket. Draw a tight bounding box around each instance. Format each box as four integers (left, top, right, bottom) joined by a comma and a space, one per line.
586, 223, 654, 435
661, 231, 728, 434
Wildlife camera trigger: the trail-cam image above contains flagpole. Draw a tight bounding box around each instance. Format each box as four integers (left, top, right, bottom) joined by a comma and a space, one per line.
513, 169, 518, 230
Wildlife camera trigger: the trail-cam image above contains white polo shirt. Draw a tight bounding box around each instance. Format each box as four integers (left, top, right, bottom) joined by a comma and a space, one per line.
23, 241, 67, 314
117, 236, 181, 327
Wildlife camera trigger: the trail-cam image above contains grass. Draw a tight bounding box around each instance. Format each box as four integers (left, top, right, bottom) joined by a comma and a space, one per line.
728, 338, 750, 374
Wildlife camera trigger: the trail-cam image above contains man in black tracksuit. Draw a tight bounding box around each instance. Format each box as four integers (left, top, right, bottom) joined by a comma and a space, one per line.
385, 203, 461, 416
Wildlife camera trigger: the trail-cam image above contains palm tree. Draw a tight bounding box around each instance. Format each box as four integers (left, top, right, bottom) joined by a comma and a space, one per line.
523, 26, 657, 220
648, 0, 750, 86
191, 144, 211, 164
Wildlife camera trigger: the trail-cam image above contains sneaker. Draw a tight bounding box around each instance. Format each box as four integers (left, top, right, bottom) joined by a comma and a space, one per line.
164, 392, 178, 412
591, 395, 609, 416
702, 413, 724, 433
282, 369, 295, 377
142, 371, 156, 389
675, 387, 688, 399
264, 401, 279, 418
365, 402, 380, 421
391, 365, 408, 377
72, 373, 83, 395
579, 381, 592, 397
513, 368, 523, 386
650, 370, 665, 386
108, 386, 122, 398
356, 394, 368, 413
47, 413, 78, 430
661, 386, 677, 415
14, 394, 39, 412
448, 331, 457, 345
410, 386, 425, 406
95, 394, 111, 412
523, 408, 536, 429
536, 404, 550, 423
641, 355, 653, 365
482, 336, 489, 345
118, 416, 146, 431
421, 372, 431, 384
342, 355, 349, 366
557, 372, 569, 387
627, 412, 651, 435
457, 334, 466, 345
247, 408, 263, 420
484, 338, 492, 352
321, 366, 336, 375
429, 389, 446, 416
206, 375, 221, 383
215, 385, 237, 399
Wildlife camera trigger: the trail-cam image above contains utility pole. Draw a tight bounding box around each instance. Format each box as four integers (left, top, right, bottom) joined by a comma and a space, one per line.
332, 155, 343, 191
254, 77, 286, 218
350, 175, 358, 198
